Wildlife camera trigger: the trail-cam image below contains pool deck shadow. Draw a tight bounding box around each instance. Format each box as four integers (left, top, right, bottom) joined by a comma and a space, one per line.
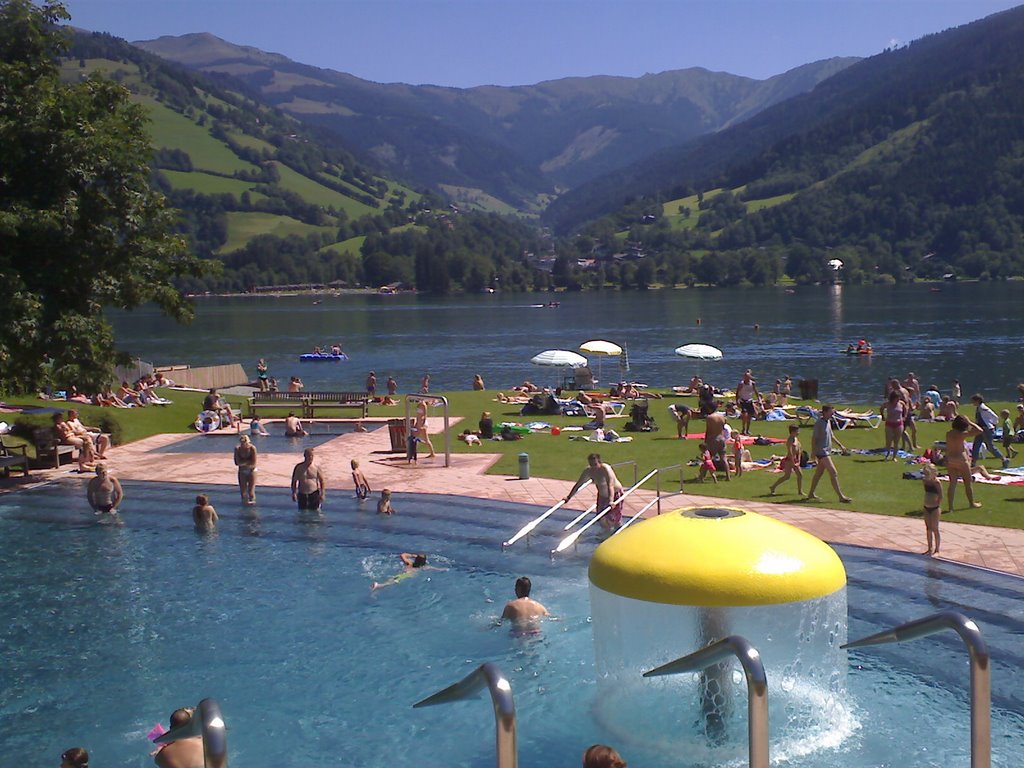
6, 417, 1024, 577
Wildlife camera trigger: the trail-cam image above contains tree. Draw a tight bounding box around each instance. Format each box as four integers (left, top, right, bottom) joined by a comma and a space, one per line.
0, 1, 204, 392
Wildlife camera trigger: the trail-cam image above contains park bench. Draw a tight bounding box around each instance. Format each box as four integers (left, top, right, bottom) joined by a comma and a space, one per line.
303, 391, 369, 419
0, 434, 30, 477
32, 427, 77, 469
247, 391, 307, 417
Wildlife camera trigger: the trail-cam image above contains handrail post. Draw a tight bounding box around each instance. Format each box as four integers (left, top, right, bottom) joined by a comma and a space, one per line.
843, 610, 990, 768
414, 662, 517, 768
644, 636, 769, 768
153, 698, 228, 768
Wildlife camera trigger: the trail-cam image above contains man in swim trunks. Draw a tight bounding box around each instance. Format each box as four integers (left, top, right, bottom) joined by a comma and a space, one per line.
86, 464, 123, 514
703, 402, 730, 476
668, 403, 691, 439
153, 707, 204, 768
805, 405, 852, 503
284, 412, 308, 437
564, 453, 624, 530
366, 371, 377, 399
291, 448, 325, 511
735, 369, 762, 435
500, 576, 549, 630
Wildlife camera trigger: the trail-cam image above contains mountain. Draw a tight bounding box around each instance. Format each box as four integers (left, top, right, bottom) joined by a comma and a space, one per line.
134, 33, 856, 211
549, 5, 1024, 284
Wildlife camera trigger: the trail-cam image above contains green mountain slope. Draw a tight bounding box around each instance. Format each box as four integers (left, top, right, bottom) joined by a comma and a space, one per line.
553, 6, 1024, 284
134, 32, 855, 210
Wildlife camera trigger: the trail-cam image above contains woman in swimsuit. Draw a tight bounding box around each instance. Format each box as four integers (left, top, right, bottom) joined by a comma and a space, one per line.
922, 463, 943, 556
234, 435, 258, 505
945, 415, 983, 513
882, 390, 906, 461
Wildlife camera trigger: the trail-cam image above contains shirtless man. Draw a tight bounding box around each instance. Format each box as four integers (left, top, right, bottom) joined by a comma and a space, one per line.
735, 370, 761, 436
67, 409, 111, 459
192, 495, 218, 532
284, 412, 308, 437
366, 371, 377, 399
87, 464, 123, 514
500, 576, 549, 630
668, 403, 691, 439
945, 414, 983, 512
564, 453, 625, 530
703, 402, 730, 477
291, 448, 325, 511
234, 435, 257, 504
153, 708, 204, 768
54, 412, 95, 472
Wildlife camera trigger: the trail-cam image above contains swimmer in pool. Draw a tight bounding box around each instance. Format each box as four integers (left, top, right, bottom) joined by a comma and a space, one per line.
192, 494, 218, 533
500, 576, 549, 631
351, 459, 371, 499
376, 488, 395, 514
291, 448, 325, 511
87, 464, 123, 514
371, 552, 444, 590
284, 412, 307, 437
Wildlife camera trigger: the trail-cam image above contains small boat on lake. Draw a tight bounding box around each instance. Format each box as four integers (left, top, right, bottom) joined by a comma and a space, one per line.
299, 352, 349, 362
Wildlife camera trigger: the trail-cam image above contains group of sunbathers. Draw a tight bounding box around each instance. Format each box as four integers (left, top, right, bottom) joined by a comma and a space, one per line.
43, 374, 174, 409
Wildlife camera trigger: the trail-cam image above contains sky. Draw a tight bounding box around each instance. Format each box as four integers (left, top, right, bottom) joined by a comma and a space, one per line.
64, 0, 1023, 88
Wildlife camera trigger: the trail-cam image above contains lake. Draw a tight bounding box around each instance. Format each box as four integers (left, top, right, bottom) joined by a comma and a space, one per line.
109, 282, 1024, 404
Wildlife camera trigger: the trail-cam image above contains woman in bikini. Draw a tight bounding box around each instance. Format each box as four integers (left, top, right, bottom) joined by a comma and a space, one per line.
234, 435, 258, 505
945, 415, 983, 513
882, 390, 905, 461
922, 463, 942, 556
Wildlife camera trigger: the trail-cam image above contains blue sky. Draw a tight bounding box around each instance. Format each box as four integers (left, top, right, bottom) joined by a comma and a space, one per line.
65, 0, 1022, 87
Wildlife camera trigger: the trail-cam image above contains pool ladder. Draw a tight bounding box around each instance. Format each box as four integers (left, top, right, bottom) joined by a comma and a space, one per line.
415, 611, 991, 768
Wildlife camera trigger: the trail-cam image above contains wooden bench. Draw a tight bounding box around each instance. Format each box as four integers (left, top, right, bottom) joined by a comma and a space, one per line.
32, 427, 77, 469
303, 391, 369, 419
0, 435, 30, 477
247, 391, 307, 417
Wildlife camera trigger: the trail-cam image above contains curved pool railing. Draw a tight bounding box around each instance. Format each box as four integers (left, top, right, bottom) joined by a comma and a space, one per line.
643, 636, 769, 768
414, 662, 517, 768
843, 610, 991, 768
153, 698, 228, 768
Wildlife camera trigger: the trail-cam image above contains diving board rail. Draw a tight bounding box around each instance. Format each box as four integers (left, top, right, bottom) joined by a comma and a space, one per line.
414, 662, 517, 768
153, 698, 227, 768
843, 611, 990, 768
643, 636, 769, 768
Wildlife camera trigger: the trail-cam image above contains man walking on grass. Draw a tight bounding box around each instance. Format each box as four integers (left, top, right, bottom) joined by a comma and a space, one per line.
805, 405, 852, 504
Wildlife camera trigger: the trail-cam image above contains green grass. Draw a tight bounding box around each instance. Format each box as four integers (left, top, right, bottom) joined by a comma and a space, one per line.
745, 192, 797, 213
219, 212, 339, 253
226, 131, 276, 154
272, 162, 379, 217
319, 235, 367, 258
160, 170, 259, 197
136, 95, 260, 176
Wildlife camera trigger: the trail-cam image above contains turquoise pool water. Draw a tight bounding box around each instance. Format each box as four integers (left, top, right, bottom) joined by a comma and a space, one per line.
1, 481, 1023, 767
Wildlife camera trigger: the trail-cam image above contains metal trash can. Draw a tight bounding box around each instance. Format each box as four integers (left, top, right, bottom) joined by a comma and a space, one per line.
798, 379, 819, 401
518, 452, 530, 480
387, 419, 407, 452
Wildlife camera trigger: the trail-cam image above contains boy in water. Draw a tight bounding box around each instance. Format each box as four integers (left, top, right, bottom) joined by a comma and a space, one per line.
377, 489, 395, 515
351, 459, 371, 499
192, 494, 218, 532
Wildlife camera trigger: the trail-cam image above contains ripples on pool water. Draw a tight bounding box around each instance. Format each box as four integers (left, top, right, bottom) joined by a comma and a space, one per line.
1, 480, 1023, 767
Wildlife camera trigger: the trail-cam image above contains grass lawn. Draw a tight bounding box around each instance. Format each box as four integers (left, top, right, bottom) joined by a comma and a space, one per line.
271, 163, 379, 218
5, 389, 1021, 531
365, 390, 1024, 531
218, 212, 338, 254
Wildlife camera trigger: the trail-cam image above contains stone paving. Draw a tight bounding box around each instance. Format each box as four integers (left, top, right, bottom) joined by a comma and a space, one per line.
10, 417, 1024, 576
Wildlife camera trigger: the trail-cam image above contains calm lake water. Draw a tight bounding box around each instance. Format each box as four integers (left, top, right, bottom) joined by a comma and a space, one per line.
110, 282, 1024, 404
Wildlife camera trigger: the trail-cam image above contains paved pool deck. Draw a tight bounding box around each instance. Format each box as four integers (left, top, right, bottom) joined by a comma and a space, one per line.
9, 417, 1024, 577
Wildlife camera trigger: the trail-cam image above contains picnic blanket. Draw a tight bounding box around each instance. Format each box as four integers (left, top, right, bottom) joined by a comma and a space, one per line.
684, 433, 783, 444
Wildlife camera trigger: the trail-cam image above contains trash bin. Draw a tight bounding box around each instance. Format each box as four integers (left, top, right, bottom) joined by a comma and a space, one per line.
518, 452, 530, 480
798, 379, 819, 401
387, 419, 407, 452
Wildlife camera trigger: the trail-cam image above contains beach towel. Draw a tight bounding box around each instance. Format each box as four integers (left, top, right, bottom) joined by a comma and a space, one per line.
571, 434, 634, 443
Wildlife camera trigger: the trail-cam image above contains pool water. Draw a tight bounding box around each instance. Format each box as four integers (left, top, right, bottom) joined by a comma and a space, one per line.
152, 420, 385, 454
1, 481, 1023, 767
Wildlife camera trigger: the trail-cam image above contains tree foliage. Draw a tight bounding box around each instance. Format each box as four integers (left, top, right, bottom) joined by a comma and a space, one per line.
0, 1, 204, 393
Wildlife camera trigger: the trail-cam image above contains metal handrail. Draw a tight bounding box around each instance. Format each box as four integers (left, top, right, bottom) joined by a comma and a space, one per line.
503, 481, 592, 547
553, 469, 658, 553
153, 698, 228, 768
562, 499, 599, 531
610, 459, 638, 486
414, 662, 517, 768
644, 636, 769, 768
405, 394, 451, 467
842, 611, 990, 768
653, 463, 684, 514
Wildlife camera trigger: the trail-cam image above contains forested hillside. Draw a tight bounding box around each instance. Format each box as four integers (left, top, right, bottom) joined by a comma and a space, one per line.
545, 6, 1024, 284
65, 31, 548, 293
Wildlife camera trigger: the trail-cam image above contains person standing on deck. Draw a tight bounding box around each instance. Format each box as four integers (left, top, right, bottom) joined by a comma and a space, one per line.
805, 405, 852, 503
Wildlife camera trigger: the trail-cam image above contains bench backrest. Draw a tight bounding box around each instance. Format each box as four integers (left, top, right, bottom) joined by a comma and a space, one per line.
251, 392, 306, 403
305, 392, 368, 403
32, 427, 60, 449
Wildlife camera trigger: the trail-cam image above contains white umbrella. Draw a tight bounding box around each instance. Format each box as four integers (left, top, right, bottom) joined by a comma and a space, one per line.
531, 349, 588, 368
674, 343, 724, 361
579, 340, 621, 383
827, 258, 844, 271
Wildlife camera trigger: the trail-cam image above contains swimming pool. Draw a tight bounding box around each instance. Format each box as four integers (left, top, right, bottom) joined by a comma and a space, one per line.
1, 480, 1023, 767
152, 420, 385, 454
